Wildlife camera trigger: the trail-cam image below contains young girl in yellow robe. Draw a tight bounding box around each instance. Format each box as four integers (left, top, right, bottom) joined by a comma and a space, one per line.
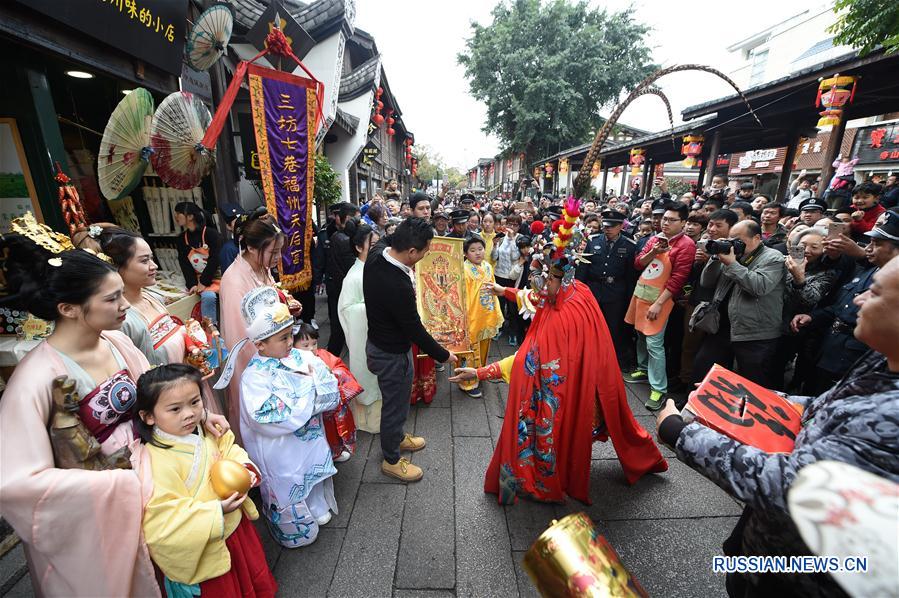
135, 364, 277, 598
458, 235, 504, 398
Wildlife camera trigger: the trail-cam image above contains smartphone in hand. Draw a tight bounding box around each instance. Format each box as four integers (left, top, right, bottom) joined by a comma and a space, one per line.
827, 221, 848, 239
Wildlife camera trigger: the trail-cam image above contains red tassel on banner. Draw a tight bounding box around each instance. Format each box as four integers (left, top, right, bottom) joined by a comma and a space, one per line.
200, 28, 325, 151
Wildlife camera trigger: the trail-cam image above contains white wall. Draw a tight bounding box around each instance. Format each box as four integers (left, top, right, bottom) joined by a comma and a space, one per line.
330, 91, 377, 201
729, 4, 852, 89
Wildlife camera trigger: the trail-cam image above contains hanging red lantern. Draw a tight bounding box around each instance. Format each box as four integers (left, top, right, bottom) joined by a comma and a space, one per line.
815, 75, 858, 131
387, 117, 395, 126
376, 86, 383, 96
613, 166, 622, 175
376, 100, 384, 111
372, 113, 385, 126
681, 134, 704, 168
629, 148, 645, 176
387, 127, 395, 136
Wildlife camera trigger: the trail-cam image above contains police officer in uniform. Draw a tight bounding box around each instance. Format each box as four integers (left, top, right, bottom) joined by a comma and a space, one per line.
792, 210, 899, 393
579, 210, 638, 370
446, 209, 473, 240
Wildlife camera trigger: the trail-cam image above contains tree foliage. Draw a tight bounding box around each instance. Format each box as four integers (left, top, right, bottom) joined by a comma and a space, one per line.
829, 0, 899, 56
458, 0, 656, 164
313, 152, 341, 207
412, 145, 470, 191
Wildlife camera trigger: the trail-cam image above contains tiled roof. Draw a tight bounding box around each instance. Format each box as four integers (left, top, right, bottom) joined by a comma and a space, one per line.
333, 107, 359, 135
232, 0, 348, 39
338, 54, 380, 102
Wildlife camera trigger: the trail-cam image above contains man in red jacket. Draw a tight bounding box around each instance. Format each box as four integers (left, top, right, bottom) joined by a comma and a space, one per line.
624, 202, 696, 410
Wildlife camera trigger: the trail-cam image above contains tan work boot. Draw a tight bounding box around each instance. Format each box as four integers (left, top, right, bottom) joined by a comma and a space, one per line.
381, 458, 423, 482
399, 433, 426, 452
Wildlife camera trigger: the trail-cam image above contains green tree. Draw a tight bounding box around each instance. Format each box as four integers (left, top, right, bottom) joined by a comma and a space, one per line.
458, 0, 655, 165
829, 0, 899, 56
313, 152, 341, 208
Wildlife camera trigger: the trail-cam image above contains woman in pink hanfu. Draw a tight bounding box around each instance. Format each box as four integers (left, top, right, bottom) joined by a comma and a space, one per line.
0, 231, 229, 596
219, 210, 286, 440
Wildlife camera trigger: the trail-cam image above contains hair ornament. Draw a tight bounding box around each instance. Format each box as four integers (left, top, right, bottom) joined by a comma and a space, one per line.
47, 257, 63, 267
9, 212, 74, 254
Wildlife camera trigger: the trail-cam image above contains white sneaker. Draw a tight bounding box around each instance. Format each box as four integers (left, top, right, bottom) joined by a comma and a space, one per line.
334, 450, 351, 463
315, 511, 332, 526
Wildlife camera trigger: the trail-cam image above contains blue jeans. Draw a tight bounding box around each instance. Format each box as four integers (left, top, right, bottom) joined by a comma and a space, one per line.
636, 323, 667, 393
200, 290, 218, 325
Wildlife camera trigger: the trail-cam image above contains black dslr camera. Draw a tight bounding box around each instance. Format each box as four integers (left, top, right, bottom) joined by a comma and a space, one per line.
698, 238, 747, 257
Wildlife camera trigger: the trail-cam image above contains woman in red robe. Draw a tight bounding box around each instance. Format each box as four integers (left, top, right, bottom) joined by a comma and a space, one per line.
451, 198, 667, 504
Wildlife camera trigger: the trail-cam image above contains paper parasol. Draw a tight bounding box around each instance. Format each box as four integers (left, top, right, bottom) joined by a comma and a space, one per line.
98, 88, 155, 200
185, 3, 233, 71
150, 92, 215, 190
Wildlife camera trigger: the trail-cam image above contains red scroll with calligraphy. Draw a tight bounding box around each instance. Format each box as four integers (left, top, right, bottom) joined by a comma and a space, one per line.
685, 365, 802, 454
248, 64, 318, 291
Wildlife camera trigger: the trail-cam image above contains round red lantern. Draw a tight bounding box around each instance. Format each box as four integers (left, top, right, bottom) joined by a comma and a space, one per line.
373, 113, 385, 126
387, 128, 395, 136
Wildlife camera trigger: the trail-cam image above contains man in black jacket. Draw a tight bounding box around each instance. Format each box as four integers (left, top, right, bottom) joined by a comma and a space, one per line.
325, 201, 359, 355
364, 218, 457, 482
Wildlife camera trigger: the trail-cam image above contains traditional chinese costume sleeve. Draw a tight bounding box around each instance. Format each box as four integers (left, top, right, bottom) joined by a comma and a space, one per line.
240, 359, 340, 437
476, 355, 516, 383
142, 448, 230, 585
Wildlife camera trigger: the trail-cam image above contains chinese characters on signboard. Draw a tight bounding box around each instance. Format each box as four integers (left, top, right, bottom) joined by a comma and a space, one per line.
248, 64, 318, 291
853, 123, 899, 164
16, 0, 187, 75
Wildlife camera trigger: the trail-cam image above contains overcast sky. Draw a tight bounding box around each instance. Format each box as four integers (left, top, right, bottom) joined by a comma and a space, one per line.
356, 0, 827, 171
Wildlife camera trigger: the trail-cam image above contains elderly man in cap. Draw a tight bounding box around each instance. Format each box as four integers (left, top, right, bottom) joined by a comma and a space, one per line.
791, 210, 899, 393
578, 209, 638, 370
218, 202, 246, 274
446, 209, 472, 240
798, 196, 828, 227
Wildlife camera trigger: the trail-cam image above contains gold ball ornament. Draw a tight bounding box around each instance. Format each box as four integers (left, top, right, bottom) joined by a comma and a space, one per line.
210, 459, 252, 499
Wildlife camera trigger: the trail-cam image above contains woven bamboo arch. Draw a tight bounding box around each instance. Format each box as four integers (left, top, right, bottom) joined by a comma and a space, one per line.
573, 64, 762, 198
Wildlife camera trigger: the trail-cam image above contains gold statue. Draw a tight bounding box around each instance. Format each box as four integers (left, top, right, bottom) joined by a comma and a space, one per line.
49, 376, 130, 470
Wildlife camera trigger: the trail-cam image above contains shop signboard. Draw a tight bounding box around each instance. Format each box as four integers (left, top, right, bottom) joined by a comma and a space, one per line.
729, 147, 786, 175
16, 0, 188, 76
852, 122, 899, 165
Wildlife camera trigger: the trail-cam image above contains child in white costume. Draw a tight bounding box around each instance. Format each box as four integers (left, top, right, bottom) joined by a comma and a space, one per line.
214, 286, 340, 548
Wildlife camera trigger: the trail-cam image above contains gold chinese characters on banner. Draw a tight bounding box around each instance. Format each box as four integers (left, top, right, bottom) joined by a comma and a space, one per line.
415, 237, 471, 353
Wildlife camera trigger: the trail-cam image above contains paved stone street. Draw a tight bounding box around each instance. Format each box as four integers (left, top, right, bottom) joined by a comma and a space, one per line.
254, 299, 743, 598
0, 298, 743, 597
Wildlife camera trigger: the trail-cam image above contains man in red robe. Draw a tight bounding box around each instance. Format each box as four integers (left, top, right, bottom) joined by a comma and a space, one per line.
451, 199, 667, 504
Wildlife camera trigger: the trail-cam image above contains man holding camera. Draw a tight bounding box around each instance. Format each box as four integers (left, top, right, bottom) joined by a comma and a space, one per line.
691, 220, 786, 387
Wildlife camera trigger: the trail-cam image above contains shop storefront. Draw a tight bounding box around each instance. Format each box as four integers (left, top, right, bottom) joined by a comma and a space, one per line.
727, 147, 787, 198
0, 0, 214, 256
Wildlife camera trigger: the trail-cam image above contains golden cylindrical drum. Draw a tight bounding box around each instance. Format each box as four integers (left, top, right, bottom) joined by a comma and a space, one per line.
523, 512, 647, 597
